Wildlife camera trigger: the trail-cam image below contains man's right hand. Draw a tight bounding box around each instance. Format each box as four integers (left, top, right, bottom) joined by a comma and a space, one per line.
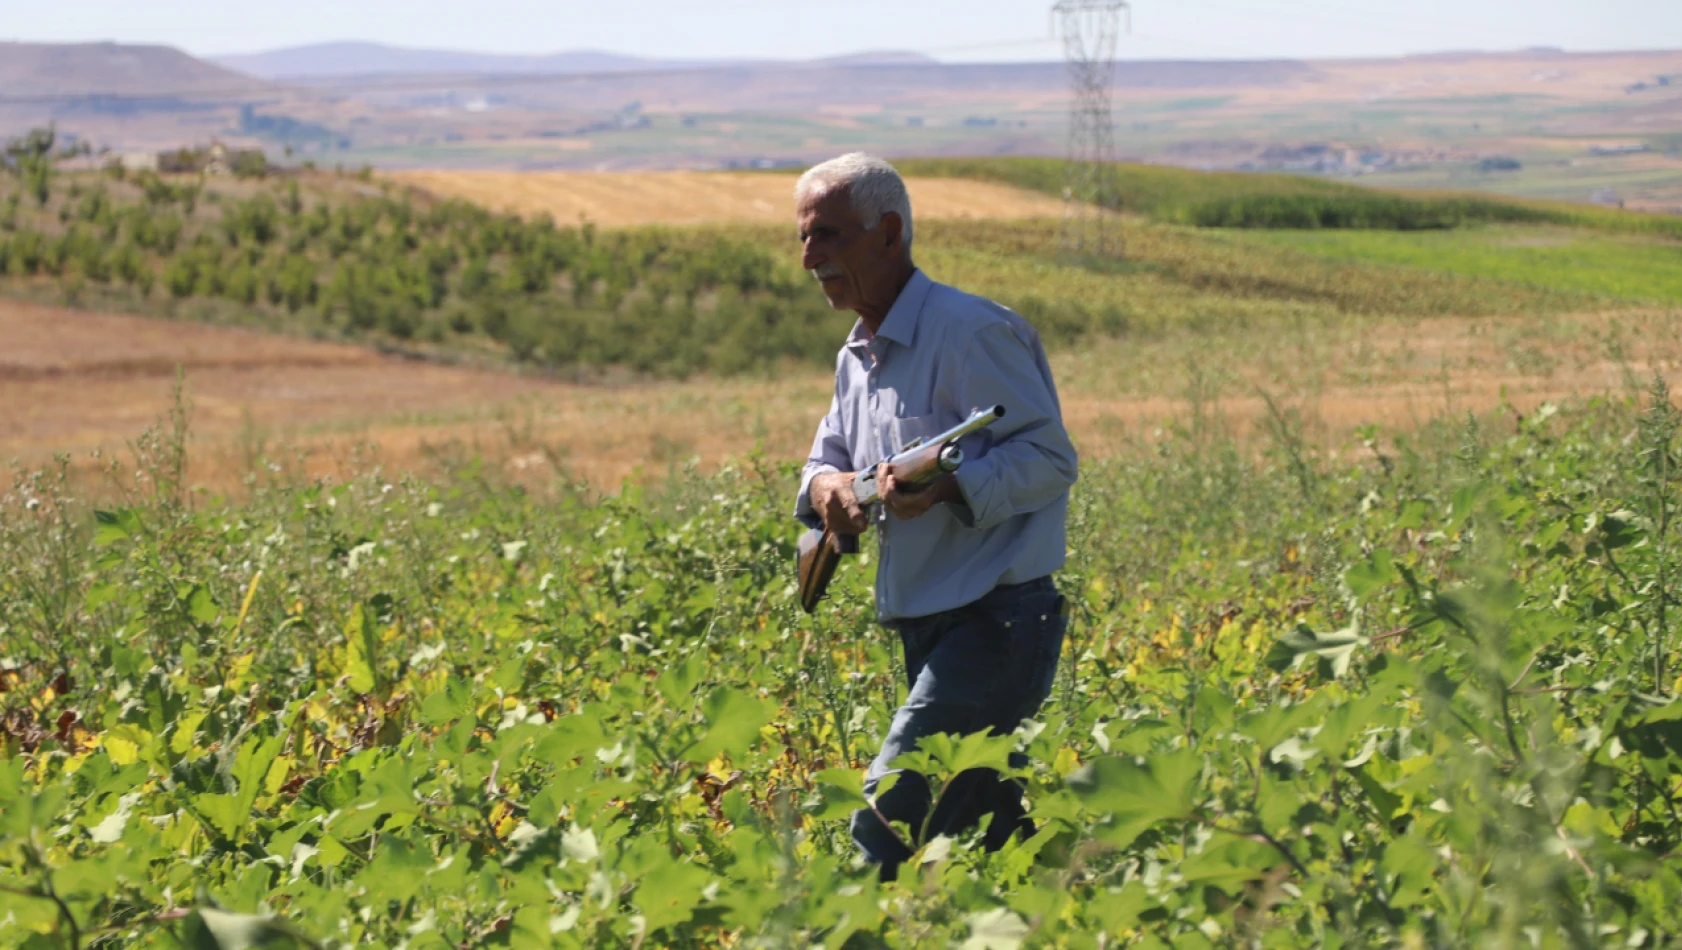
810, 471, 868, 535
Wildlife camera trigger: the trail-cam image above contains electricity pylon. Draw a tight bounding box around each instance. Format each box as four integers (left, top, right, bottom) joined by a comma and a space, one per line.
1053, 0, 1129, 257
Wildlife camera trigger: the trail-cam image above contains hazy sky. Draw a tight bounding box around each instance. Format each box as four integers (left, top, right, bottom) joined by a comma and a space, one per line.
6, 0, 1680, 62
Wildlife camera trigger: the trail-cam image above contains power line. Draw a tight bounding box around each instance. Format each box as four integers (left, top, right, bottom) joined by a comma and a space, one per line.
1053, 0, 1129, 258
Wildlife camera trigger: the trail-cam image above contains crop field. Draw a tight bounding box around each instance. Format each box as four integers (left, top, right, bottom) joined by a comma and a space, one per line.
1233, 228, 1682, 306
4, 152, 1682, 947
388, 171, 1069, 229
6, 296, 1679, 494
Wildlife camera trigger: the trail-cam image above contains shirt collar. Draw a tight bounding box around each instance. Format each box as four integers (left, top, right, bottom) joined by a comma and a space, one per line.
845, 269, 932, 353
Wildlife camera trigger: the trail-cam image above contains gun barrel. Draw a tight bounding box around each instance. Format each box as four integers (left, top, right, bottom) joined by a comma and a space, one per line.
923, 404, 1005, 450
851, 405, 1004, 506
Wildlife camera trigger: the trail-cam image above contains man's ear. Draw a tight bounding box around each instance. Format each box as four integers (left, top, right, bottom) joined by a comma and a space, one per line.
879, 211, 905, 253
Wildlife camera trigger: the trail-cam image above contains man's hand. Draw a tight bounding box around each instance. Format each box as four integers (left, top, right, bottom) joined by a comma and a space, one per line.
879, 463, 960, 521
810, 471, 868, 534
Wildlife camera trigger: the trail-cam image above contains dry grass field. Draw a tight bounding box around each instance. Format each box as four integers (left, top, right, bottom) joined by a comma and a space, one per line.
390, 171, 1069, 228
7, 296, 1679, 496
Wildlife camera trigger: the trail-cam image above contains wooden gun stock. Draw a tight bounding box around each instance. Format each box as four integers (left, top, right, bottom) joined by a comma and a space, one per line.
798, 528, 858, 614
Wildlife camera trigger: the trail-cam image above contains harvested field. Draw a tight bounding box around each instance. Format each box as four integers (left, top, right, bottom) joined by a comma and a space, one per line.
391, 170, 1069, 228
5, 299, 1680, 496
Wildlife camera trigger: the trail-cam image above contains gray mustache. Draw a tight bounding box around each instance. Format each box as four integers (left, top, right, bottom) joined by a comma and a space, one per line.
811, 266, 844, 281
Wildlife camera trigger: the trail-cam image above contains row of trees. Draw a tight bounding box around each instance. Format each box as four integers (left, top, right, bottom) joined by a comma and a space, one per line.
0, 158, 846, 378
2, 128, 57, 209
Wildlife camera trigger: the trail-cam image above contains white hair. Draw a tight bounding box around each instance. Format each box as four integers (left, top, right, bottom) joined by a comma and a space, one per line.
795, 152, 914, 250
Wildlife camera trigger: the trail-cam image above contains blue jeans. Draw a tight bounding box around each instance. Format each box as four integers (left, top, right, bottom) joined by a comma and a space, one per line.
850, 576, 1067, 880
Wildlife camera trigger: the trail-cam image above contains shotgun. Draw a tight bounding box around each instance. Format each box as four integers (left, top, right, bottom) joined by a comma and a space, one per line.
797, 405, 1005, 613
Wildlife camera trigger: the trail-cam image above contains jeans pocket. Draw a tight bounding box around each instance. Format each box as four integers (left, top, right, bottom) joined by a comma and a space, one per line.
1034, 598, 1069, 705
964, 585, 1063, 710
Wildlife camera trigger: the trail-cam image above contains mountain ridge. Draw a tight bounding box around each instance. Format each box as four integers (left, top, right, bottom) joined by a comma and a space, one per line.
210, 40, 940, 79
0, 41, 274, 99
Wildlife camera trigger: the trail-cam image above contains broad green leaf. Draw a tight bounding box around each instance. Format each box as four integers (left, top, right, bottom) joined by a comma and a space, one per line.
171, 711, 210, 755
356, 833, 433, 905
1066, 749, 1201, 848
890, 730, 1016, 784
192, 793, 245, 841
343, 603, 381, 695
419, 677, 472, 725
635, 859, 711, 932
232, 734, 284, 818
1352, 762, 1406, 823
1381, 834, 1438, 909
1087, 881, 1156, 934
1313, 692, 1387, 760
1628, 699, 1682, 760
186, 584, 220, 626
1344, 549, 1398, 600
1179, 836, 1278, 893
1192, 689, 1236, 732
1265, 623, 1366, 678
1108, 717, 1176, 755
655, 654, 705, 705
104, 724, 153, 767
92, 507, 140, 547
680, 687, 775, 763
1237, 700, 1315, 750
804, 767, 867, 821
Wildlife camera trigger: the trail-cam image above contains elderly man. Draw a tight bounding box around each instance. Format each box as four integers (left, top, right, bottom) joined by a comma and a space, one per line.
793, 153, 1078, 880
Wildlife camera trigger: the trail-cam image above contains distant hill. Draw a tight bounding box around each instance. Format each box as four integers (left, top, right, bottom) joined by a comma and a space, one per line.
211, 42, 698, 79
0, 41, 273, 99
210, 41, 940, 80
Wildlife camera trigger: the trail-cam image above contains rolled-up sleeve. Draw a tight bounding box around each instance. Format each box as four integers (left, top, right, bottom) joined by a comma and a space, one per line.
948, 322, 1078, 531
795, 390, 850, 530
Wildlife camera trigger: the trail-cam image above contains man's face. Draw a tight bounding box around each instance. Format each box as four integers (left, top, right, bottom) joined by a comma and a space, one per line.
796, 186, 899, 313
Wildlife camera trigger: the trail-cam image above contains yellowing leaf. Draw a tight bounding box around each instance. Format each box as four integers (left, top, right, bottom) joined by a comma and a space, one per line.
104, 725, 153, 767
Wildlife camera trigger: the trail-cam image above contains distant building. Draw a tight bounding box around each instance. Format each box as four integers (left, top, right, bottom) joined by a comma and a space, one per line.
116, 151, 157, 172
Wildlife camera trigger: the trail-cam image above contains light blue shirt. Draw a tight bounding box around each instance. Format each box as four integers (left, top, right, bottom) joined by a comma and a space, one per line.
795, 269, 1078, 621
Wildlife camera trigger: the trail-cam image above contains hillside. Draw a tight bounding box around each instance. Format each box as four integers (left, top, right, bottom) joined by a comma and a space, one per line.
1, 159, 1676, 391
6, 41, 1679, 212
0, 41, 273, 99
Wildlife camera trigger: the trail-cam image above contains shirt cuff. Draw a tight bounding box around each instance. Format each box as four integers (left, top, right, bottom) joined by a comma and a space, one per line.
950, 460, 998, 530
795, 463, 840, 530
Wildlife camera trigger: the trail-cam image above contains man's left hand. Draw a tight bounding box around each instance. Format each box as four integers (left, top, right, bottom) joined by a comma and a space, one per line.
879, 463, 960, 520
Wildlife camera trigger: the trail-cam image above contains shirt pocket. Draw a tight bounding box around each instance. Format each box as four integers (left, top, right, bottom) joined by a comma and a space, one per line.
890, 412, 941, 456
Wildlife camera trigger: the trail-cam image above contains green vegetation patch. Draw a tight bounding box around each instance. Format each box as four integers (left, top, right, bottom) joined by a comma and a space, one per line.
1239, 225, 1682, 305
2, 385, 1681, 945
0, 163, 850, 379
894, 156, 1682, 239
